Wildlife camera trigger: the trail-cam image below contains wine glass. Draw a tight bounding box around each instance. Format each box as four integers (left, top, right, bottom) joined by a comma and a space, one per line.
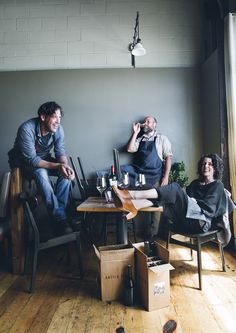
96, 176, 107, 198
119, 172, 130, 189
135, 173, 146, 187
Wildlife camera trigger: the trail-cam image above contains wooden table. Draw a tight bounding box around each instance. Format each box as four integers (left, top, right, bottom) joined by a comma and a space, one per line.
77, 196, 163, 244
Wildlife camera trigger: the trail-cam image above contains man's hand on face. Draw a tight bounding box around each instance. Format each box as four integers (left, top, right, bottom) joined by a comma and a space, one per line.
133, 122, 141, 134
59, 164, 75, 180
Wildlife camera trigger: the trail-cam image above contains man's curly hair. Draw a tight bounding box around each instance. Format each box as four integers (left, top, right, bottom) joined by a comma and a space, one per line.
197, 153, 224, 181
38, 101, 63, 117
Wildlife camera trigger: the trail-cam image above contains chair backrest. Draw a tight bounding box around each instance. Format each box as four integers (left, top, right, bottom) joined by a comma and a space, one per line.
0, 172, 11, 219
77, 156, 89, 187
69, 156, 89, 200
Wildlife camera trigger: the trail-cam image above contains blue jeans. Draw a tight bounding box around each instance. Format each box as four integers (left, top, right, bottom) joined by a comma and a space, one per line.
32, 168, 71, 222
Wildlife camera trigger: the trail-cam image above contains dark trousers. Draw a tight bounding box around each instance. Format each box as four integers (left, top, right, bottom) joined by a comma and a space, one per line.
155, 183, 205, 233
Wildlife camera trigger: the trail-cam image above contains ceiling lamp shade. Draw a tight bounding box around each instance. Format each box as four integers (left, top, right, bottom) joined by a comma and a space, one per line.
128, 11, 146, 67
131, 40, 146, 56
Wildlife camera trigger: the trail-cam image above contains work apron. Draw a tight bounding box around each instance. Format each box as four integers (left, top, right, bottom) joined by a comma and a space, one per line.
121, 137, 163, 187
133, 137, 163, 186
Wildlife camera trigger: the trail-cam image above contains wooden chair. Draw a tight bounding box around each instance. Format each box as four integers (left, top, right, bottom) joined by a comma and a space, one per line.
69, 155, 96, 236
0, 172, 11, 269
69, 156, 89, 201
166, 226, 226, 290
69, 155, 104, 243
20, 192, 84, 293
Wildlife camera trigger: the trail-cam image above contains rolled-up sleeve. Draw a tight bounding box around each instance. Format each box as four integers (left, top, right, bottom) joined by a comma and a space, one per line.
155, 134, 173, 160
162, 136, 172, 158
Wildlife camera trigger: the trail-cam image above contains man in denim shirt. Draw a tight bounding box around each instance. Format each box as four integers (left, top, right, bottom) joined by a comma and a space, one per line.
8, 101, 75, 236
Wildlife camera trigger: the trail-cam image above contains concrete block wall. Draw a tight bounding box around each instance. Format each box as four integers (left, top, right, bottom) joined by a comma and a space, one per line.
0, 0, 204, 70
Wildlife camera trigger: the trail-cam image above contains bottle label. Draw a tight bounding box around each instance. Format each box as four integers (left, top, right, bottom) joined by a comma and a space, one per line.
109, 179, 118, 187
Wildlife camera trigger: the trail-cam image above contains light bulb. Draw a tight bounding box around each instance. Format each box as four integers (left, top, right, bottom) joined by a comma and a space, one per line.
131, 42, 146, 56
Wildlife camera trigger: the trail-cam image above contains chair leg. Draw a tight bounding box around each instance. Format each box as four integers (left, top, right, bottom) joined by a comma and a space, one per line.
30, 246, 39, 293
196, 239, 202, 290
66, 245, 71, 265
166, 230, 171, 249
24, 242, 30, 275
87, 213, 95, 244
190, 238, 193, 260
132, 219, 137, 242
219, 242, 226, 272
76, 233, 84, 279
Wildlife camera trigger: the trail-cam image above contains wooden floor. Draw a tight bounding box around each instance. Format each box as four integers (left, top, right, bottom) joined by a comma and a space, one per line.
0, 230, 236, 333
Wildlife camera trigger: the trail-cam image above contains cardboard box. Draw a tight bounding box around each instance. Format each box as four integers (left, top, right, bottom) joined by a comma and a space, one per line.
133, 242, 174, 311
94, 244, 135, 302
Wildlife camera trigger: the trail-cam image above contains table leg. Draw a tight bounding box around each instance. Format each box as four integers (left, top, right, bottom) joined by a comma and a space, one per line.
116, 213, 128, 244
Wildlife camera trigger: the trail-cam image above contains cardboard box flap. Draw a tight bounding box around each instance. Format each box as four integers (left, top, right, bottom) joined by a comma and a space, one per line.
99, 244, 132, 252
132, 242, 170, 262
148, 262, 174, 273
132, 242, 144, 253
93, 244, 133, 261
93, 244, 100, 260
155, 243, 170, 263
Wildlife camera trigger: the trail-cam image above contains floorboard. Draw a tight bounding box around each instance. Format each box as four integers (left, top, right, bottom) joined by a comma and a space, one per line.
0, 230, 236, 333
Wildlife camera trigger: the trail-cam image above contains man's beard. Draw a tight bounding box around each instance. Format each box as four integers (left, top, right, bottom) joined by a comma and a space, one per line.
143, 125, 153, 134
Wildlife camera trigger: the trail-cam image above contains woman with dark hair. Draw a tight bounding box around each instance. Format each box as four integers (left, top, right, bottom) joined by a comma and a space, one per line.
113, 153, 234, 236
197, 153, 224, 181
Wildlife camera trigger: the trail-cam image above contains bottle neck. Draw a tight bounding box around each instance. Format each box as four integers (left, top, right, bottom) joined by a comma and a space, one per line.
111, 165, 116, 175
127, 265, 132, 279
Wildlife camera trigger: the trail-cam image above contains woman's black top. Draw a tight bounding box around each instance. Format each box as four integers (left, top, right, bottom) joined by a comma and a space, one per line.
186, 179, 227, 219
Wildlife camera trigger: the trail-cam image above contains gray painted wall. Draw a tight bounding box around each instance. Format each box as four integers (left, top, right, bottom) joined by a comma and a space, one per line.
0, 68, 202, 182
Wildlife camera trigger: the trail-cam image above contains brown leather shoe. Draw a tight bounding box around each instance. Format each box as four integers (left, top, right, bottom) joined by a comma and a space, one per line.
112, 186, 137, 220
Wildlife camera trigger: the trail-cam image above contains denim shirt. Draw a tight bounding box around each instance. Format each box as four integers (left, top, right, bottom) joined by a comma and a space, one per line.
9, 117, 66, 168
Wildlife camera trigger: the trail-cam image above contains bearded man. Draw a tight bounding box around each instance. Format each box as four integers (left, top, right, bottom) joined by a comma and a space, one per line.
121, 115, 173, 239
121, 116, 172, 188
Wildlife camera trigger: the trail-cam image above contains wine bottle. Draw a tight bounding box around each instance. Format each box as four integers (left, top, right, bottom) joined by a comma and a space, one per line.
108, 165, 118, 187
149, 240, 156, 257
144, 240, 151, 256
144, 240, 156, 257
124, 264, 134, 306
